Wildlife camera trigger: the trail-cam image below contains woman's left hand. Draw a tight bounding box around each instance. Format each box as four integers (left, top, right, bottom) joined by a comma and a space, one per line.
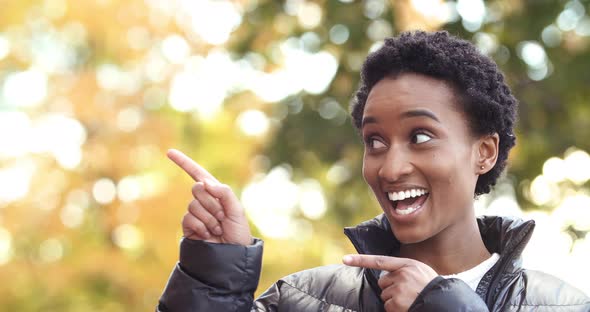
343, 254, 438, 312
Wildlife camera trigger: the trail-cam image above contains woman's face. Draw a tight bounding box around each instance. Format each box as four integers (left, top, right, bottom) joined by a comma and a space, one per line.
362, 73, 481, 244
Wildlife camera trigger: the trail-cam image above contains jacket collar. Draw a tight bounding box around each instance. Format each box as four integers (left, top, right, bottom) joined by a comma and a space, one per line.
343, 214, 536, 298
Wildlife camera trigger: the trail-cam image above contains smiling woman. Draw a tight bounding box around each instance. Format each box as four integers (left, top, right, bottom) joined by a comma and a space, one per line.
157, 31, 590, 311
360, 74, 497, 267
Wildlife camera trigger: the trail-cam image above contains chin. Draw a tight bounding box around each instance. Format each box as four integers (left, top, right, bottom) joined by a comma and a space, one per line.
390, 227, 429, 245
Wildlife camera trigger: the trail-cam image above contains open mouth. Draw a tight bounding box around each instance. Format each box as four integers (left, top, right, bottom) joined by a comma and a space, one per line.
387, 188, 429, 215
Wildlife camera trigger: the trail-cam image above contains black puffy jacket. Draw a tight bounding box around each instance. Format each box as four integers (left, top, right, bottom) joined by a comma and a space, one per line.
157, 215, 590, 311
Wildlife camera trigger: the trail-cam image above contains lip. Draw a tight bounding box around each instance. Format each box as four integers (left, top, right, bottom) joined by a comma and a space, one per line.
385, 193, 429, 223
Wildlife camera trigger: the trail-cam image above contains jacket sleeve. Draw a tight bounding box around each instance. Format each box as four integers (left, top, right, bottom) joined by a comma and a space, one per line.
157, 237, 273, 312
409, 276, 489, 312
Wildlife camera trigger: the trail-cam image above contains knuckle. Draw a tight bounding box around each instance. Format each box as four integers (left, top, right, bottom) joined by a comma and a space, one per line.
219, 183, 232, 194
203, 214, 218, 227
391, 284, 402, 293
192, 182, 204, 195
397, 268, 411, 281
181, 213, 190, 225
194, 222, 207, 234
384, 298, 395, 311
375, 257, 385, 269
377, 276, 388, 289
203, 197, 221, 210
182, 211, 194, 221
187, 200, 200, 214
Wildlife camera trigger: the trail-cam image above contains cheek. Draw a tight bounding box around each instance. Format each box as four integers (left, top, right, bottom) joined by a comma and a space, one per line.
427, 149, 477, 200
423, 151, 462, 188
362, 155, 379, 186
362, 156, 372, 183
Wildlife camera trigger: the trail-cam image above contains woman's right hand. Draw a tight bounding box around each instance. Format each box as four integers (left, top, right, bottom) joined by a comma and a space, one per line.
167, 149, 253, 246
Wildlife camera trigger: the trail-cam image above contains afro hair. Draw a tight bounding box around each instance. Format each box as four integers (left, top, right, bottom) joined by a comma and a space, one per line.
350, 30, 518, 196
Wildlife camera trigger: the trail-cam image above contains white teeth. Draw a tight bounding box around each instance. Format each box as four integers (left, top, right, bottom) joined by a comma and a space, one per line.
388, 192, 398, 201
387, 188, 429, 203
398, 191, 405, 200
395, 206, 417, 215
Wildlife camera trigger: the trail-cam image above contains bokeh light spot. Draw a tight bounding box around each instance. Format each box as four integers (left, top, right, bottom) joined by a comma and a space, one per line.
299, 179, 327, 220
575, 17, 590, 36
0, 160, 36, 205
182, 0, 242, 45
237, 110, 270, 137
366, 19, 393, 42
2, 69, 48, 108
542, 25, 562, 47
542, 157, 566, 183
92, 178, 117, 205
161, 34, 190, 64
297, 2, 322, 29
112, 224, 144, 250
60, 203, 85, 228
517, 41, 547, 69
364, 0, 387, 20
117, 176, 142, 202
529, 175, 559, 206
329, 24, 349, 45
242, 167, 299, 238
473, 32, 498, 56
326, 162, 351, 184
457, 0, 486, 32
564, 149, 590, 185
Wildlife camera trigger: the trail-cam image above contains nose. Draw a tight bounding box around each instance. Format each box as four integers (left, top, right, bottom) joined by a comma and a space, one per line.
378, 146, 413, 182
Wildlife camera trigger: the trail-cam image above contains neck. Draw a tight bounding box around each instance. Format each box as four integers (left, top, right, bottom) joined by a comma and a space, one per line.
398, 216, 491, 275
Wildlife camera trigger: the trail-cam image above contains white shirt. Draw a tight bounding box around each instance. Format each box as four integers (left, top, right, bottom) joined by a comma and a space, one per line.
441, 253, 500, 291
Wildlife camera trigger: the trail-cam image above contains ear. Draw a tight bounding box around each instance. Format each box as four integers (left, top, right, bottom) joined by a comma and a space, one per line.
475, 133, 499, 175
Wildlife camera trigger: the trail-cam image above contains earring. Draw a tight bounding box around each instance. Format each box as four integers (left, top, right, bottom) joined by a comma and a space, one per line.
480, 165, 484, 170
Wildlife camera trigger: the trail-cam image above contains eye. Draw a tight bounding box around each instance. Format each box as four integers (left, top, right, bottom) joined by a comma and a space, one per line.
412, 132, 432, 144
366, 137, 386, 150
371, 139, 386, 149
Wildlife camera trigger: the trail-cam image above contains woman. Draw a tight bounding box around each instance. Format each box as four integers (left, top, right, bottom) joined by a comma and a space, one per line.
157, 31, 590, 311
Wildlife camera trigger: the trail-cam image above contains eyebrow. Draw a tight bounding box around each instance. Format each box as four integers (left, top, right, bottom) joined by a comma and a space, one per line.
361, 116, 377, 128
361, 109, 440, 128
401, 109, 440, 123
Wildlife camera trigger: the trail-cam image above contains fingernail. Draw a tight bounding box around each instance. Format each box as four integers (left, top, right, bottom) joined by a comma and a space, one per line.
213, 226, 223, 236
342, 255, 353, 264
215, 211, 225, 221
204, 179, 217, 187
203, 231, 211, 238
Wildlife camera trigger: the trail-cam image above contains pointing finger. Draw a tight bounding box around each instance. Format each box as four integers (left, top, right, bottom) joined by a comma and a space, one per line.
342, 254, 411, 272
167, 149, 219, 184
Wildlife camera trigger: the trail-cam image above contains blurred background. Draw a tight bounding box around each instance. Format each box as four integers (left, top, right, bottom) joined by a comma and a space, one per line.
1, 0, 589, 310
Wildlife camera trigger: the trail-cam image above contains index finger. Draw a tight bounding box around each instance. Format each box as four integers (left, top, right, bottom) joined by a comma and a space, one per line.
342, 254, 411, 272
167, 149, 219, 184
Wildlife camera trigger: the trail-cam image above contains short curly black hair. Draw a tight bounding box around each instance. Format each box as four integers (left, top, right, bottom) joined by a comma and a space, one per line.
351, 31, 518, 196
